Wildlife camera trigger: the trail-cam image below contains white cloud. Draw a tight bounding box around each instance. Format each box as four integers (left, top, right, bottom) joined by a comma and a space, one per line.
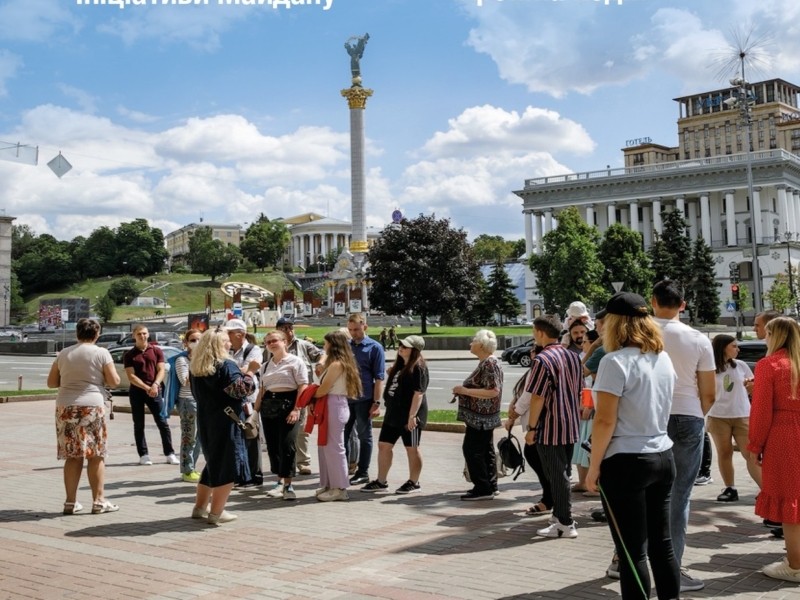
421, 105, 594, 159
117, 105, 159, 124
0, 0, 81, 42
58, 84, 98, 114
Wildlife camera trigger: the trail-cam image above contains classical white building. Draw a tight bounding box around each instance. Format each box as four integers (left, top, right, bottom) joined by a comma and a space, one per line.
514, 78, 800, 321
281, 212, 381, 268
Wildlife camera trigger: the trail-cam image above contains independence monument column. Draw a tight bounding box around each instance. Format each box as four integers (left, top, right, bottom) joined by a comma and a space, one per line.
340, 33, 373, 312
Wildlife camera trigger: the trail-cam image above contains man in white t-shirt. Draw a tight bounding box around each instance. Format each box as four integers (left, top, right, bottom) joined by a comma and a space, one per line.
651, 280, 715, 593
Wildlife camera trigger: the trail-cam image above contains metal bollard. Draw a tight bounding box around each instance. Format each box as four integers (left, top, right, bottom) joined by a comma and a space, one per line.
18, 375, 22, 391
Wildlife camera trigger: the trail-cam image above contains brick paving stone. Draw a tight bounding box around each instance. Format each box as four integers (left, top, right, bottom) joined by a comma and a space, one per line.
1, 399, 799, 599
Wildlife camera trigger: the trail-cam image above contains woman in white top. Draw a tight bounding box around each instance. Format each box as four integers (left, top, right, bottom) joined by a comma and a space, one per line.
708, 334, 761, 501
255, 330, 307, 501
47, 318, 121, 515
176, 328, 203, 483
586, 292, 679, 600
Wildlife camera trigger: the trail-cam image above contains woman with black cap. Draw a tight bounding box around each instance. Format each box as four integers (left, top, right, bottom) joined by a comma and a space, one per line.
585, 292, 680, 600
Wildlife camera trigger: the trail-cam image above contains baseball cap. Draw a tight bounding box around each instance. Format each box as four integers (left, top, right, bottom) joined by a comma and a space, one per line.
276, 317, 294, 327
399, 335, 425, 351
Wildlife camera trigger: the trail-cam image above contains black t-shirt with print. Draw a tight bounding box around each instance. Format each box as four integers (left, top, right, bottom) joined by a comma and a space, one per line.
382, 364, 429, 429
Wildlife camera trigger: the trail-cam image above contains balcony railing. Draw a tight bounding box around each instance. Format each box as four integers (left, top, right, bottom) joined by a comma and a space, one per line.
523, 149, 800, 188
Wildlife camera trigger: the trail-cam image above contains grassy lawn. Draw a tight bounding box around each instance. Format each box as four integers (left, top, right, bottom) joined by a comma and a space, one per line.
0, 389, 54, 396
289, 325, 532, 344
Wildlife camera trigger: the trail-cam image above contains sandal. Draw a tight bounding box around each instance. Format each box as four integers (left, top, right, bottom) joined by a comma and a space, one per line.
571, 484, 588, 493
63, 501, 83, 515
524, 503, 551, 516
91, 500, 119, 514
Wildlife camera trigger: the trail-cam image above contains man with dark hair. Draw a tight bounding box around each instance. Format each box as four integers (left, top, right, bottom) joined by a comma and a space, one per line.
753, 310, 781, 340
651, 280, 715, 592
565, 320, 588, 354
526, 314, 583, 539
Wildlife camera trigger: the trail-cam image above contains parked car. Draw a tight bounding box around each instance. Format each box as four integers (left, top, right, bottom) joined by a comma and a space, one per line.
111, 331, 182, 349
737, 339, 767, 372
501, 339, 534, 366
96, 332, 127, 348
108, 345, 182, 393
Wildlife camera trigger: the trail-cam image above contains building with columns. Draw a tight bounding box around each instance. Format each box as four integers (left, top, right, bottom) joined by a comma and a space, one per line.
281, 212, 381, 269
515, 78, 800, 320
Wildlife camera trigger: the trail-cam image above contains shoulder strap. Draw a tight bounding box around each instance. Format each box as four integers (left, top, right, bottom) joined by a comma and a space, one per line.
242, 343, 255, 361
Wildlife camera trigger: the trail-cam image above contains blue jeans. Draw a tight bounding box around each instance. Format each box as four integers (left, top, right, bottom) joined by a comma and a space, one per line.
345, 399, 373, 476
667, 414, 704, 565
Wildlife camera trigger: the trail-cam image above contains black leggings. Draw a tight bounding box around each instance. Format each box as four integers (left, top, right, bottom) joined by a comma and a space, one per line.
599, 450, 680, 600
260, 391, 300, 479
523, 442, 552, 508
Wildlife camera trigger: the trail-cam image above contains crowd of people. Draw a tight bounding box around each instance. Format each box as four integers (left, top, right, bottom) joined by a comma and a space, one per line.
49, 292, 800, 590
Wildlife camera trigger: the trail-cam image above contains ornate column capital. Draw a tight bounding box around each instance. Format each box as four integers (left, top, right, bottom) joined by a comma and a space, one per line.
341, 87, 374, 109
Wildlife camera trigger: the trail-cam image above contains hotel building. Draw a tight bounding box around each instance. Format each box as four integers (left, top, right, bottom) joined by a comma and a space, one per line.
514, 78, 800, 320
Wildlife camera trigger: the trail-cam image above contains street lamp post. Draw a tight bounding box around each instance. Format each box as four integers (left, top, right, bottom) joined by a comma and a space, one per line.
726, 69, 762, 314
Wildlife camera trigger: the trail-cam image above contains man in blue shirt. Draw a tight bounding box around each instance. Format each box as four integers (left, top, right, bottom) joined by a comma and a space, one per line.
346, 313, 386, 485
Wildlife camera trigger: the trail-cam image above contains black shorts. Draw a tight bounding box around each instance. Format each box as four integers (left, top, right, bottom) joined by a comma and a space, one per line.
379, 423, 422, 448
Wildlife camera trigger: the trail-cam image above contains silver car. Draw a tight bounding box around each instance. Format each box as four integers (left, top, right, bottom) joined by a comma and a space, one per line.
108, 345, 181, 393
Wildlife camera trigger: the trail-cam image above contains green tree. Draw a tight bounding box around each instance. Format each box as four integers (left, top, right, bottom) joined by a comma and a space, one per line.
598, 224, 653, 304
116, 218, 168, 276
9, 271, 26, 321
239, 215, 290, 271
689, 237, 721, 324
472, 234, 521, 263
189, 227, 241, 281
13, 234, 76, 293
367, 214, 481, 334
765, 273, 794, 312
484, 260, 520, 325
107, 276, 140, 306
660, 210, 693, 299
737, 282, 752, 313
648, 232, 672, 283
11, 224, 36, 261
79, 226, 119, 278
529, 206, 605, 313
461, 276, 493, 326
95, 293, 116, 322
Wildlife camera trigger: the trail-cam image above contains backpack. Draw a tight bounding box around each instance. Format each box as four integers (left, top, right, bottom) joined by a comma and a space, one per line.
163, 350, 188, 419
497, 431, 525, 481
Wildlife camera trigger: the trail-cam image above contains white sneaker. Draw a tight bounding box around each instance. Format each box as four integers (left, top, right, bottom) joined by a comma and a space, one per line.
536, 520, 578, 539
763, 559, 800, 582
207, 510, 238, 525
139, 455, 153, 466
166, 454, 180, 465
283, 485, 297, 501
266, 482, 284, 499
317, 488, 349, 502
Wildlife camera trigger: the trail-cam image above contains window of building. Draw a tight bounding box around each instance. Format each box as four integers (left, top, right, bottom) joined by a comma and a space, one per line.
726, 145, 732, 154
705, 148, 711, 157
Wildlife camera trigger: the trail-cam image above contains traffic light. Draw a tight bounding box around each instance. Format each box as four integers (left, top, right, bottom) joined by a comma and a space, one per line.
731, 284, 740, 300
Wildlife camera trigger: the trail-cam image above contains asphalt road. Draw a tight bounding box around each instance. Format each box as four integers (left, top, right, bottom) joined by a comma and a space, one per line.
1, 355, 529, 411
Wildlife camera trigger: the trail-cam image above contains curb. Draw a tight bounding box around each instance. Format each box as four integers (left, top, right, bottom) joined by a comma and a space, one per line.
0, 394, 58, 403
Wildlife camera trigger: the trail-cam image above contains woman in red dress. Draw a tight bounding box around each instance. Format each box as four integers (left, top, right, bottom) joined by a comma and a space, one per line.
749, 316, 800, 582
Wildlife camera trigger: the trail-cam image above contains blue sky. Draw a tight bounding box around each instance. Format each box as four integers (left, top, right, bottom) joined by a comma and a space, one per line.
1, 0, 799, 243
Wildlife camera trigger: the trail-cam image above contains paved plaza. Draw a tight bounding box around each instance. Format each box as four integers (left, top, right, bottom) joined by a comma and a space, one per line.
1, 398, 797, 600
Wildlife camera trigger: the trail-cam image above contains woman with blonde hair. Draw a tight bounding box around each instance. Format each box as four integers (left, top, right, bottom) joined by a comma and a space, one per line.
314, 329, 362, 502
189, 328, 259, 525
586, 292, 679, 599
749, 316, 800, 582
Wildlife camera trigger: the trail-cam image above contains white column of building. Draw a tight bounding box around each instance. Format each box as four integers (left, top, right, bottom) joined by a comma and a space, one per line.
675, 196, 685, 217
586, 204, 595, 227
642, 206, 652, 247
620, 207, 629, 228
652, 198, 663, 235
725, 190, 737, 246
629, 201, 639, 233
794, 189, 800, 237
687, 202, 698, 240
533, 212, 543, 254
752, 186, 765, 244
607, 202, 616, 226
524, 211, 534, 257
790, 187, 800, 236
777, 185, 790, 238
543, 210, 553, 236
700, 193, 712, 244
320, 233, 328, 261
